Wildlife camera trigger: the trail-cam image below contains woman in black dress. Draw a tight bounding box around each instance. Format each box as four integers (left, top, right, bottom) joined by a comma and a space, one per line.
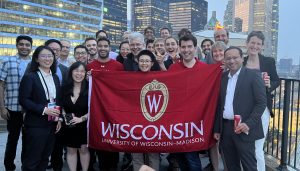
62, 61, 89, 171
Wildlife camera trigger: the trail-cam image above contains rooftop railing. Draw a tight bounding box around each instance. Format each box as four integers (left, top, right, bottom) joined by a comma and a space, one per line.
265, 78, 300, 170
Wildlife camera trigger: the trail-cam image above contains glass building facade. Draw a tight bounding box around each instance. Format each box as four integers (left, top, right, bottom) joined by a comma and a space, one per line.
133, 0, 170, 36
102, 0, 127, 49
169, 0, 207, 34
0, 0, 103, 57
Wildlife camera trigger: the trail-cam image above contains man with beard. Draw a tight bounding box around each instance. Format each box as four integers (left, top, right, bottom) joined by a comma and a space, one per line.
214, 28, 229, 46
95, 30, 118, 60
0, 35, 32, 171
87, 37, 123, 71
84, 37, 98, 63
87, 37, 122, 171
200, 39, 214, 63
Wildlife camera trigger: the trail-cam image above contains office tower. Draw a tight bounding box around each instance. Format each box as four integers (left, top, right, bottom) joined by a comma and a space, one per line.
103, 0, 127, 48
133, 0, 170, 36
169, 0, 208, 34
224, 0, 234, 31
0, 0, 103, 57
233, 0, 275, 57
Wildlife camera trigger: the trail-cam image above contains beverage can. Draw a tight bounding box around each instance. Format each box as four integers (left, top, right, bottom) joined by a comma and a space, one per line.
261, 72, 268, 80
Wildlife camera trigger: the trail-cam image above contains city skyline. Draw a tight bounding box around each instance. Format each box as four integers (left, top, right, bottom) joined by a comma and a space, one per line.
207, 0, 299, 64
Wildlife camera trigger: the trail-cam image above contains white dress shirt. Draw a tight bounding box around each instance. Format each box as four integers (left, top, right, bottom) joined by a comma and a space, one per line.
223, 67, 242, 120
37, 68, 56, 102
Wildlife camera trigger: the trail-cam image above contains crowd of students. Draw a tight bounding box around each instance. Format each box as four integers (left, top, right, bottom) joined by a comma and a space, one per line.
0, 26, 279, 171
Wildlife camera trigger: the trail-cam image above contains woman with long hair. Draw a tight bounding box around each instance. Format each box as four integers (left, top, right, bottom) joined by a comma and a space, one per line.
62, 61, 90, 171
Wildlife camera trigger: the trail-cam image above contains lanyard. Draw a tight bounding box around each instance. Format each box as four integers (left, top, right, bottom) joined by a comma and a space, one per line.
37, 70, 51, 101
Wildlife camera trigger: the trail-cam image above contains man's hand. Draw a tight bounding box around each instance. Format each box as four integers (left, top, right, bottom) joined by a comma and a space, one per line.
235, 123, 249, 134
214, 133, 220, 140
0, 107, 9, 120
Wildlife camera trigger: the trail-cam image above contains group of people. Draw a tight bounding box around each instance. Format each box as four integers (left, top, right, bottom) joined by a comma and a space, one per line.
0, 25, 279, 171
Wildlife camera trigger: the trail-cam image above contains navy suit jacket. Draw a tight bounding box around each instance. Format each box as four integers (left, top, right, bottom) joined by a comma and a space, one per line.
19, 71, 61, 128
244, 54, 280, 117
214, 67, 267, 142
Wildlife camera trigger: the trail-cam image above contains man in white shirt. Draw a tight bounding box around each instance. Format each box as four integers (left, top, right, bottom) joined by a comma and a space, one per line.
213, 46, 267, 171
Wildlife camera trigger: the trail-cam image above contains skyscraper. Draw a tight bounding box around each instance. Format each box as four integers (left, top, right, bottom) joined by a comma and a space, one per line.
133, 0, 170, 36
0, 0, 103, 57
233, 0, 274, 58
271, 0, 279, 59
169, 0, 208, 34
224, 0, 234, 31
103, 0, 127, 47
234, 17, 243, 32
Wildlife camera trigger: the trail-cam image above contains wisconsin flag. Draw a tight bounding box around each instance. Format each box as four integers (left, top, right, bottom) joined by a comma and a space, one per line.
88, 64, 221, 153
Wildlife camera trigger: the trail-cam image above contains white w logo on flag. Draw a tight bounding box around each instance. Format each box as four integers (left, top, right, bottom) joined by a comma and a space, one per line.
147, 95, 162, 113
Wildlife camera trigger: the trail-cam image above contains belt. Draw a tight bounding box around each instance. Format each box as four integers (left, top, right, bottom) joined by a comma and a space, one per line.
223, 119, 234, 123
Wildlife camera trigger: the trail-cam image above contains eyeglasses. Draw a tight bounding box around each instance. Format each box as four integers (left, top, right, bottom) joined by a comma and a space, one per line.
139, 60, 152, 64
75, 52, 87, 56
39, 55, 54, 59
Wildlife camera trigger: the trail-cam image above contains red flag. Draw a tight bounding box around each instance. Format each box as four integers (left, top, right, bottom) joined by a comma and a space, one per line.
88, 64, 222, 153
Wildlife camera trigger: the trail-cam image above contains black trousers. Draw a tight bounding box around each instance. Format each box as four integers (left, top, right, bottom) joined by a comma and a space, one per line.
220, 119, 257, 171
4, 109, 23, 171
22, 126, 56, 171
50, 129, 64, 170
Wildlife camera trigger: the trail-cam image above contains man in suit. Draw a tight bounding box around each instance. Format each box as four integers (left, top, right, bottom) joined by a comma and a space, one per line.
213, 46, 267, 171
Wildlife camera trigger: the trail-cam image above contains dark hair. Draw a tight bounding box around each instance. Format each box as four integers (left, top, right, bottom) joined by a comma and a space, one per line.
165, 37, 178, 45
116, 41, 129, 64
16, 35, 33, 46
224, 46, 243, 58
97, 37, 110, 46
84, 37, 97, 44
144, 26, 155, 35
214, 29, 229, 38
179, 34, 197, 47
201, 39, 214, 48
160, 27, 171, 34
30, 46, 57, 73
137, 50, 160, 71
44, 39, 62, 49
95, 30, 107, 38
64, 61, 88, 97
146, 39, 154, 47
177, 28, 191, 38
247, 31, 265, 45
119, 41, 129, 50
74, 45, 88, 54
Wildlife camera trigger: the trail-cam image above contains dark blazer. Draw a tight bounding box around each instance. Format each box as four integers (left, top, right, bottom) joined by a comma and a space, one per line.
58, 63, 68, 86
243, 54, 280, 117
214, 67, 267, 141
19, 72, 61, 128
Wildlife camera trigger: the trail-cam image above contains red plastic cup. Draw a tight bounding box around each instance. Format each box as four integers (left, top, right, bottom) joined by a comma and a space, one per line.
54, 106, 61, 111
234, 115, 241, 130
